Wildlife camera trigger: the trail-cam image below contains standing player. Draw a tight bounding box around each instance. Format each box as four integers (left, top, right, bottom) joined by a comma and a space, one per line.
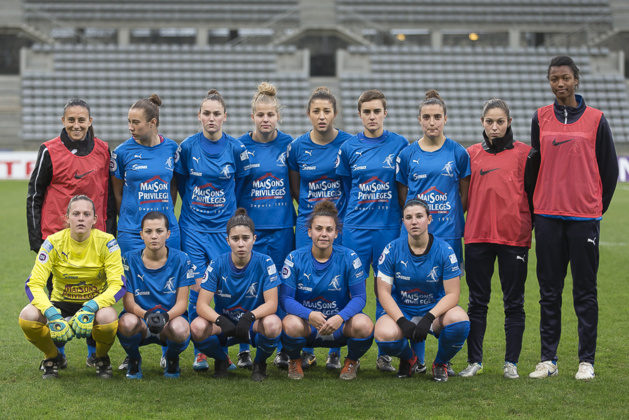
375, 199, 469, 382
175, 89, 251, 371
287, 86, 352, 368
238, 82, 295, 369
459, 99, 538, 379
191, 209, 282, 382
117, 211, 193, 379
110, 94, 180, 254
529, 56, 618, 380
395, 89, 470, 374
280, 200, 374, 381
336, 89, 408, 372
19, 195, 125, 379
26, 98, 116, 364
110, 95, 181, 371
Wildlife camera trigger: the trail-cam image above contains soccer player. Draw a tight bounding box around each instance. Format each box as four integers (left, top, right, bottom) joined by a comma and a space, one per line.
395, 89, 470, 375
529, 56, 618, 380
280, 200, 374, 381
117, 211, 193, 379
374, 199, 470, 382
459, 99, 538, 379
237, 82, 295, 369
19, 195, 125, 379
26, 98, 116, 364
190, 208, 282, 382
175, 89, 251, 371
336, 89, 409, 372
110, 94, 180, 254
110, 94, 181, 371
286, 86, 352, 368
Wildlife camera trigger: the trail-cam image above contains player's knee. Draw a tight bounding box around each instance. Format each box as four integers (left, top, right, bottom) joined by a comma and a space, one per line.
190, 317, 209, 341
95, 306, 118, 324
19, 304, 43, 322
444, 306, 469, 325
167, 317, 191, 341
282, 315, 305, 336
350, 314, 374, 338
261, 315, 282, 337
117, 313, 141, 336
374, 318, 399, 341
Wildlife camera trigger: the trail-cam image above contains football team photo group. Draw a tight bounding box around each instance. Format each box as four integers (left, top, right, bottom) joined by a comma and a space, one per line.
19, 53, 620, 388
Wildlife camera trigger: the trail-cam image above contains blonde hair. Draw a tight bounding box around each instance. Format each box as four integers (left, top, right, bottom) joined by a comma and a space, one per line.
251, 82, 281, 117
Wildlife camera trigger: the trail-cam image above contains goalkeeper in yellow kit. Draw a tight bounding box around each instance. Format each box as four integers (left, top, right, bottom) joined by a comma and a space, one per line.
18, 195, 125, 379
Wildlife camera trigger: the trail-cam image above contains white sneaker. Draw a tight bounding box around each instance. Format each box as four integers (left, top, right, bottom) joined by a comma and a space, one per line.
503, 362, 519, 379
458, 362, 483, 377
529, 361, 558, 379
575, 362, 595, 380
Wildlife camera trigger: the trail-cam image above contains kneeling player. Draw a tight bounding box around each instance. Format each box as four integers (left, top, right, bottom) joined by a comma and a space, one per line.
280, 200, 374, 381
117, 211, 194, 379
19, 195, 125, 379
191, 208, 282, 382
375, 199, 470, 382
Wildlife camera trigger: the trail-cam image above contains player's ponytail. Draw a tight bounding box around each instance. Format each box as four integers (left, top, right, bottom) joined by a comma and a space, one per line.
226, 208, 255, 235
418, 89, 447, 116
200, 89, 227, 113
130, 93, 162, 128
307, 86, 338, 114
307, 200, 342, 231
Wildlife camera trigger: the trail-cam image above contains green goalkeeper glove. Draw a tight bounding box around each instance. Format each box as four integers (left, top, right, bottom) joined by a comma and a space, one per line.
44, 306, 74, 345
70, 300, 99, 339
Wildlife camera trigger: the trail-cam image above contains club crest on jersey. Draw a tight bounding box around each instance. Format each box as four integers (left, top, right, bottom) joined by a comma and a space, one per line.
276, 152, 287, 167
163, 277, 176, 294
165, 157, 174, 170
441, 161, 455, 177
427, 266, 439, 282
382, 154, 395, 169
219, 164, 233, 179
246, 282, 258, 298
329, 275, 342, 291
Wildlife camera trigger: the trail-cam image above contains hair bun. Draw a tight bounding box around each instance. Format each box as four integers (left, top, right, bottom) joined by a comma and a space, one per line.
148, 93, 162, 106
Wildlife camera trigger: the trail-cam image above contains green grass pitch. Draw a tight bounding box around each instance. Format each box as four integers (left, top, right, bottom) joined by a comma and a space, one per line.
1, 180, 628, 419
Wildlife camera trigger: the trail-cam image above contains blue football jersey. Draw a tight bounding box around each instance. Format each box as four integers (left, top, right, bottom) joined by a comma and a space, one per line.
200, 251, 280, 323
336, 131, 408, 229
396, 138, 470, 239
281, 245, 366, 317
174, 132, 251, 232
123, 248, 195, 312
237, 130, 295, 229
377, 236, 461, 316
110, 137, 179, 234
286, 130, 353, 228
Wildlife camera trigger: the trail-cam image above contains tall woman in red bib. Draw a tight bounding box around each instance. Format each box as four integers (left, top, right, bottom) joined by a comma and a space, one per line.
529, 56, 618, 381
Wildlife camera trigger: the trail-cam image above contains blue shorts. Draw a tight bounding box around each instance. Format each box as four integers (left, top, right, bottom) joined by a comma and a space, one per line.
253, 227, 294, 272
343, 227, 400, 277
117, 229, 181, 255
181, 229, 230, 278
295, 224, 343, 249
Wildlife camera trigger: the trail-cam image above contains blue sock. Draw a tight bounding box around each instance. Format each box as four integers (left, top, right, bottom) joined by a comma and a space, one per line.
435, 321, 470, 365
347, 333, 374, 361
193, 335, 227, 361
411, 340, 426, 365
281, 332, 307, 359
162, 346, 168, 358
276, 342, 283, 352
377, 339, 414, 361
239, 343, 251, 353
117, 333, 142, 360
329, 347, 341, 356
166, 336, 190, 360
87, 344, 96, 357
54, 342, 66, 356
254, 332, 280, 363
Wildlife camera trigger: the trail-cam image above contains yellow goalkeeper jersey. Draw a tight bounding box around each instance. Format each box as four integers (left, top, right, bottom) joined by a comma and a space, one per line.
26, 228, 125, 313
